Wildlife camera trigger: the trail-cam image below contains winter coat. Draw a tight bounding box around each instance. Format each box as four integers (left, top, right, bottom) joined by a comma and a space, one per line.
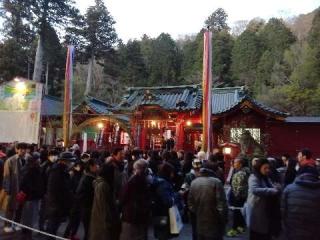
40, 160, 54, 193
3, 154, 25, 210
76, 171, 96, 212
120, 173, 151, 224
45, 163, 72, 219
188, 176, 228, 239
243, 174, 279, 234
282, 173, 320, 240
152, 177, 175, 239
231, 167, 250, 202
106, 160, 128, 201
89, 177, 118, 240
20, 163, 45, 201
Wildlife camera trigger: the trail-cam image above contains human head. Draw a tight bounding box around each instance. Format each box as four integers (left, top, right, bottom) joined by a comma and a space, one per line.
251, 157, 259, 168
81, 153, 90, 163
16, 142, 28, 157
192, 158, 202, 171
233, 157, 244, 170
112, 148, 124, 162
158, 162, 175, 181
133, 159, 148, 175
58, 151, 76, 166
254, 158, 270, 177
48, 150, 59, 163
196, 151, 206, 162
297, 149, 312, 163
27, 152, 40, 166
281, 154, 290, 166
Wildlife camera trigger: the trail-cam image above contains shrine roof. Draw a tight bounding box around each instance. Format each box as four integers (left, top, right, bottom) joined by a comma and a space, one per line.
41, 95, 63, 116
84, 96, 114, 114
285, 116, 320, 123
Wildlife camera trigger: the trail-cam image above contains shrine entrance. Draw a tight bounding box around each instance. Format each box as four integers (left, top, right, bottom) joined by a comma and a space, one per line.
72, 116, 131, 151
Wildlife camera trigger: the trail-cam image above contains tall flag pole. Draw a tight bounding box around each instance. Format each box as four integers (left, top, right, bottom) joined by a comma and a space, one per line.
63, 45, 75, 148
202, 29, 213, 155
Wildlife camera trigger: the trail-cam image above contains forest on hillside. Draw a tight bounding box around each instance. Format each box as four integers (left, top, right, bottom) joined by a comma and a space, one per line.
0, 0, 319, 115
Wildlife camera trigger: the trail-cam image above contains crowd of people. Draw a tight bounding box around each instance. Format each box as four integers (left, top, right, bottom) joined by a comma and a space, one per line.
0, 142, 319, 240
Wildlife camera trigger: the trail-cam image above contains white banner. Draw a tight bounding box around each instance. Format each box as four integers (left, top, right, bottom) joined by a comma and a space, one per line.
0, 80, 43, 144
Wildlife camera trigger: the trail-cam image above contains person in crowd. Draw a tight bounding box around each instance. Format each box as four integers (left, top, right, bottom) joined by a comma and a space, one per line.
20, 152, 45, 240
267, 158, 281, 184
282, 166, 320, 240
188, 165, 228, 240
0, 145, 7, 191
148, 150, 162, 175
243, 158, 281, 240
250, 157, 259, 170
316, 158, 320, 175
89, 164, 118, 240
76, 159, 99, 240
120, 159, 151, 240
282, 155, 297, 187
181, 152, 194, 177
181, 158, 202, 240
64, 161, 84, 239
45, 151, 75, 239
39, 149, 59, 231
208, 154, 225, 183
195, 151, 206, 163
177, 150, 184, 163
105, 148, 127, 240
227, 157, 250, 237
3, 142, 28, 233
39, 145, 48, 164
152, 163, 177, 240
297, 148, 315, 168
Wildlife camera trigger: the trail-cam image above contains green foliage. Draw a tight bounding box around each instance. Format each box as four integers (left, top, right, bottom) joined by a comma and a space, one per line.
83, 0, 118, 59
231, 29, 263, 86
205, 8, 230, 32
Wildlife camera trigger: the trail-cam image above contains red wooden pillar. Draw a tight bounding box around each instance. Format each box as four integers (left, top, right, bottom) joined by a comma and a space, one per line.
141, 124, 146, 150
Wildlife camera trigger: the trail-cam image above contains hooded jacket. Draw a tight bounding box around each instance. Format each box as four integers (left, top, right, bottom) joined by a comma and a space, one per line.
282, 173, 320, 240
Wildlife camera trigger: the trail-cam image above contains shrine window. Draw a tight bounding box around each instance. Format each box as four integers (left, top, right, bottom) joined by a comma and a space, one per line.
230, 128, 261, 143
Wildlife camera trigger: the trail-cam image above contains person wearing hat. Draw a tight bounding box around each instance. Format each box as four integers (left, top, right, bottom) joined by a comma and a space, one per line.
38, 149, 59, 231
282, 166, 320, 240
45, 151, 75, 238
188, 164, 228, 240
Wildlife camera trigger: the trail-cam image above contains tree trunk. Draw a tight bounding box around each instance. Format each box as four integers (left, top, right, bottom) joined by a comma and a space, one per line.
33, 35, 44, 82
85, 56, 94, 96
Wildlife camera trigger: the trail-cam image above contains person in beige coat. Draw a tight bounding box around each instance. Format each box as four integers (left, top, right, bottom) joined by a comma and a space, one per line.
2, 142, 28, 233
89, 164, 118, 240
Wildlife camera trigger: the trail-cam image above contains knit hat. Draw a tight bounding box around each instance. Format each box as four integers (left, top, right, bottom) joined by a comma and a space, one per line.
58, 151, 76, 162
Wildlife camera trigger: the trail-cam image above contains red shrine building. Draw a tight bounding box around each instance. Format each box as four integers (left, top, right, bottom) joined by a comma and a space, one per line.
41, 84, 320, 158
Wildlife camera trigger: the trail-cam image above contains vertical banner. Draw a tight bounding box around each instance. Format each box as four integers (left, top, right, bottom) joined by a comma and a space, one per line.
82, 132, 88, 153
63, 46, 75, 148
202, 30, 213, 155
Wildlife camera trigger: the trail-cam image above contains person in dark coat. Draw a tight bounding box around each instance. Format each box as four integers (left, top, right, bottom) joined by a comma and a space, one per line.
243, 158, 281, 240
152, 163, 177, 240
64, 161, 84, 238
120, 159, 151, 240
39, 149, 59, 231
105, 148, 128, 240
45, 151, 75, 239
282, 166, 320, 240
20, 153, 45, 239
188, 166, 228, 240
76, 159, 99, 240
89, 164, 117, 240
